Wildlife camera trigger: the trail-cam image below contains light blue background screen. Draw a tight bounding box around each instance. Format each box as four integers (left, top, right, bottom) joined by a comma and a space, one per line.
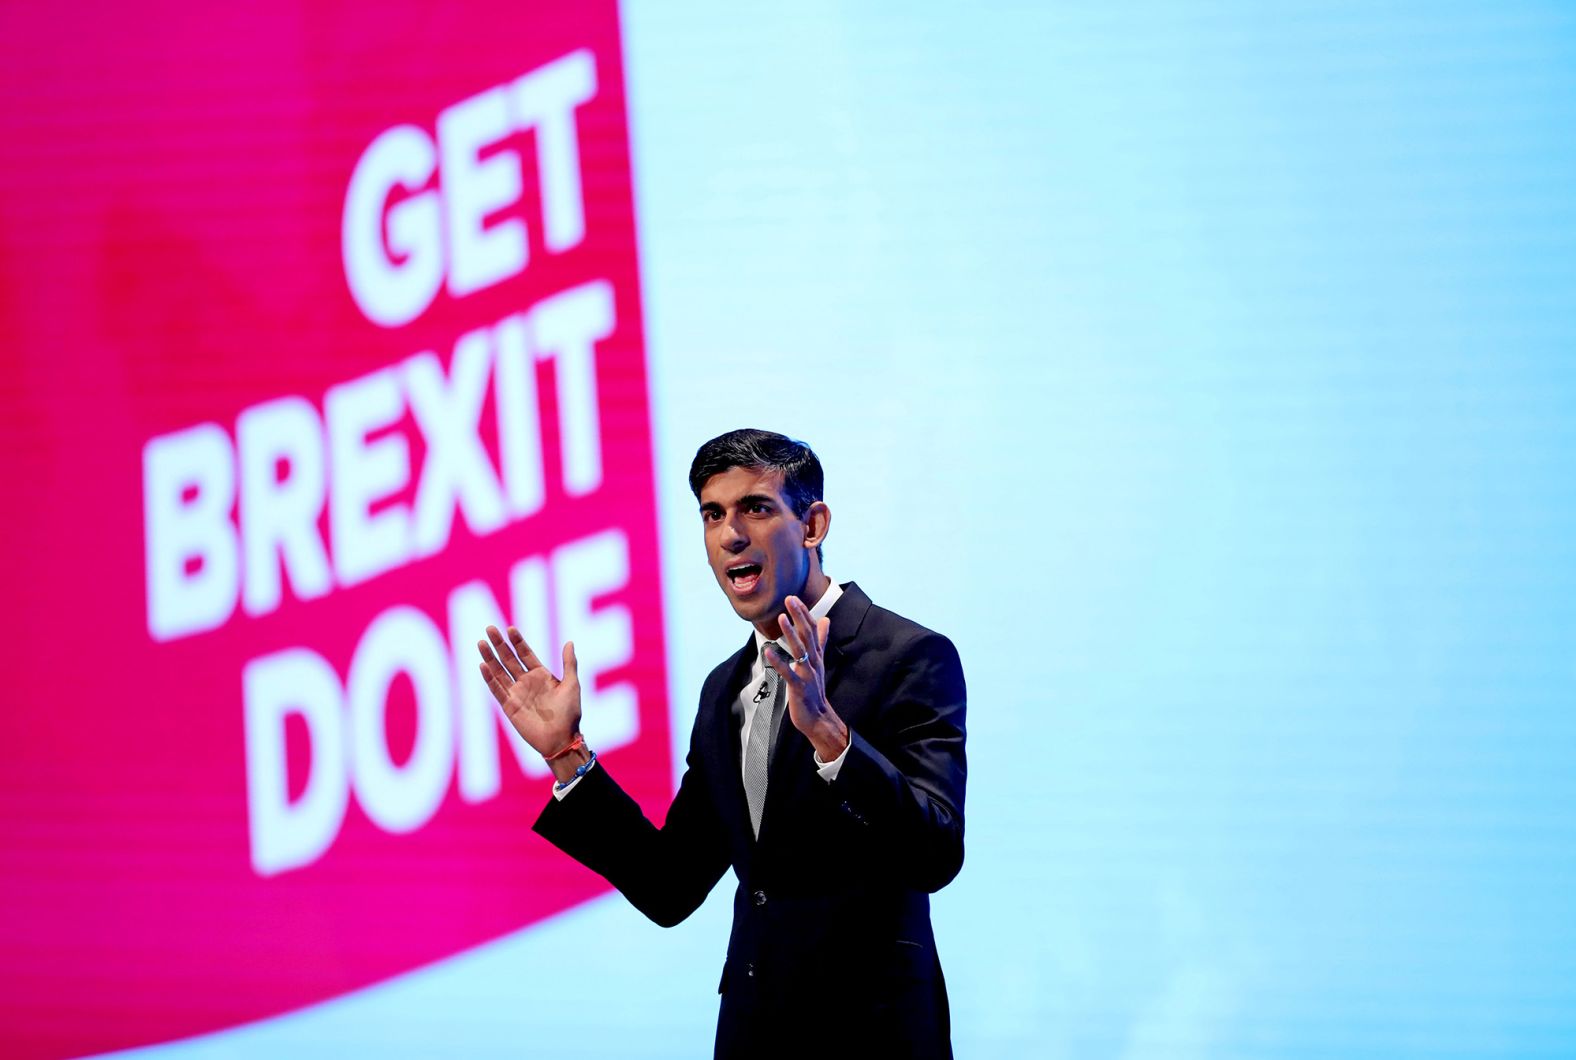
111, 2, 1576, 1057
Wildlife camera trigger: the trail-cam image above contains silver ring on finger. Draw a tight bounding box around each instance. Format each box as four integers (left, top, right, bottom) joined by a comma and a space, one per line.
796, 652, 809, 664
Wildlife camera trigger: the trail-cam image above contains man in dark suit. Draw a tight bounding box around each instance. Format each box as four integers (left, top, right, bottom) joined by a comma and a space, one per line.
477, 429, 967, 1058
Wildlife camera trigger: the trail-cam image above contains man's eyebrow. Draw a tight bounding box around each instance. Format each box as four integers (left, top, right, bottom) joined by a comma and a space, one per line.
697, 493, 779, 514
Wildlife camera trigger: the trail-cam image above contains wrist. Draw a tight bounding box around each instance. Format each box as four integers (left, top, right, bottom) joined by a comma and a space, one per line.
806, 712, 849, 764
543, 731, 590, 783
547, 746, 592, 784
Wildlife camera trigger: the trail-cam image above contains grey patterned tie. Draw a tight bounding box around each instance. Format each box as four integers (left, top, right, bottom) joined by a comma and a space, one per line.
743, 655, 785, 837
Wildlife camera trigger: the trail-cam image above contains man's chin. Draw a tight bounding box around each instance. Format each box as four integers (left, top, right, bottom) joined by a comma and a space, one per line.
722, 588, 779, 625
726, 596, 764, 622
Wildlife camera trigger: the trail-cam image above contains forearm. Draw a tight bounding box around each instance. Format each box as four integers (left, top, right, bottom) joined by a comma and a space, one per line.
825, 634, 968, 891
534, 763, 728, 927
831, 727, 966, 892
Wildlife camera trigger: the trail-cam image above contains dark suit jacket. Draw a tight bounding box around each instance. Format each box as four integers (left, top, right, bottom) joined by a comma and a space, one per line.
535, 582, 967, 1059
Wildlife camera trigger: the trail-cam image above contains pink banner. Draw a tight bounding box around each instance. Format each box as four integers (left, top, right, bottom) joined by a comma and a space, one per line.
0, 4, 670, 1056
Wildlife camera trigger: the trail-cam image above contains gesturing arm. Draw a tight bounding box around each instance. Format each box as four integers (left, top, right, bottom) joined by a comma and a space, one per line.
478, 624, 729, 927
763, 595, 967, 894
533, 747, 731, 928
828, 631, 968, 894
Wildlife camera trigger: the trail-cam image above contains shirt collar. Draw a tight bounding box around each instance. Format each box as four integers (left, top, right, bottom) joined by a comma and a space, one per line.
752, 579, 844, 655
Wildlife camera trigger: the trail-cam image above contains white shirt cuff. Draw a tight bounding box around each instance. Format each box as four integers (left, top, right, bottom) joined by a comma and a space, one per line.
813, 738, 851, 782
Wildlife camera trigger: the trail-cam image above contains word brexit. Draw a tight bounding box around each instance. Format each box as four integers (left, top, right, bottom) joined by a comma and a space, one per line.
142, 280, 614, 640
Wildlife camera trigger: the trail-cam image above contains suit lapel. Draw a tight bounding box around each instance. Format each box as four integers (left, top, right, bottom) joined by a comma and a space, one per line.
760, 583, 872, 831
820, 581, 871, 709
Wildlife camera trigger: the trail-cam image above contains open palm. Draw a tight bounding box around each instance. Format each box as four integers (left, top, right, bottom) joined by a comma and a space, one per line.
476, 624, 581, 758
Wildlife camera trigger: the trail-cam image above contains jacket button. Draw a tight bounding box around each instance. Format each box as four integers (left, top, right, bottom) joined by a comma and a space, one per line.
752, 889, 767, 907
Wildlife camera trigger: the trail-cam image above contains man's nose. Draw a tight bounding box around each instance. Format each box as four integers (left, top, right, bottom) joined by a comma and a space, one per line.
720, 517, 749, 552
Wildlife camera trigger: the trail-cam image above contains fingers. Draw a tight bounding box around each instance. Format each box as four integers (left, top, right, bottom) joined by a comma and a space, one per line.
562, 640, 579, 685
477, 660, 509, 707
777, 611, 809, 666
477, 631, 516, 688
481, 624, 550, 677
477, 625, 556, 707
509, 626, 547, 672
776, 597, 828, 685
783, 596, 821, 664
483, 625, 524, 680
763, 641, 794, 680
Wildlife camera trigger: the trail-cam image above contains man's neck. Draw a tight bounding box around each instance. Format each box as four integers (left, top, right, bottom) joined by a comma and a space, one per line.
752, 569, 833, 641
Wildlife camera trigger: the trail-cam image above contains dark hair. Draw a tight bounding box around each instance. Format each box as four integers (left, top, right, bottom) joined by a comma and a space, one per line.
689, 428, 825, 561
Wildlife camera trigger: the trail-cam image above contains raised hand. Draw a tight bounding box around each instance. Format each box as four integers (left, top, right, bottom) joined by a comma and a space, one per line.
766, 595, 848, 762
476, 625, 582, 762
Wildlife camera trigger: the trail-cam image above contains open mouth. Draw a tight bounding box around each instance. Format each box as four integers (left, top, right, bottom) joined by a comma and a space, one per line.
726, 562, 763, 595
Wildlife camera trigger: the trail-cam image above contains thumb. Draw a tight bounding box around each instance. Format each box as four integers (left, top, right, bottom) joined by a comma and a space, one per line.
562, 640, 579, 684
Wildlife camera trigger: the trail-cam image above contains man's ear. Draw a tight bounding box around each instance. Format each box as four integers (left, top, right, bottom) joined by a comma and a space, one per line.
803, 501, 831, 548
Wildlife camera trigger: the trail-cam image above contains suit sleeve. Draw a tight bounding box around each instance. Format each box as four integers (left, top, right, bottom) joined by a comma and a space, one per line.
830, 631, 967, 893
533, 740, 731, 929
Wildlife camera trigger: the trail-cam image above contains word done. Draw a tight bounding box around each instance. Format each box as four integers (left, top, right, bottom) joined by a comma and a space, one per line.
243, 527, 636, 876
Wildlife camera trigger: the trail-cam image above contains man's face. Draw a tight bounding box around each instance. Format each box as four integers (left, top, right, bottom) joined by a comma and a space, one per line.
699, 466, 814, 628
